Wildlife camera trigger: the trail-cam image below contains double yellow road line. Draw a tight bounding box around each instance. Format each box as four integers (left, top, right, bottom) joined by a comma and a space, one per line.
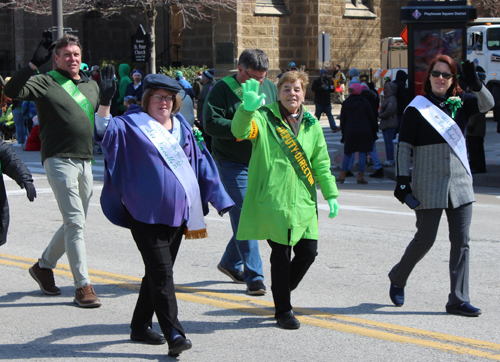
2, 252, 500, 360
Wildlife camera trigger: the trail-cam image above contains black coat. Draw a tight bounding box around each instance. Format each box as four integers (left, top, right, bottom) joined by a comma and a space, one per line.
0, 141, 33, 246
361, 88, 380, 121
125, 82, 144, 101
394, 70, 409, 116
311, 77, 333, 105
339, 94, 378, 154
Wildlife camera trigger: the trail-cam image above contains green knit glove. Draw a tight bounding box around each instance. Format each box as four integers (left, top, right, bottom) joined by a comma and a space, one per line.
327, 198, 339, 218
242, 78, 266, 112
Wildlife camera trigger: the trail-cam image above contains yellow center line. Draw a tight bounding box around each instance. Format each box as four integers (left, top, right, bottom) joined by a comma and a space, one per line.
2, 252, 500, 360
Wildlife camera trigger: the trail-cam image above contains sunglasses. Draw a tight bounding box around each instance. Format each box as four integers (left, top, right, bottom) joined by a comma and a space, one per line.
430, 70, 453, 80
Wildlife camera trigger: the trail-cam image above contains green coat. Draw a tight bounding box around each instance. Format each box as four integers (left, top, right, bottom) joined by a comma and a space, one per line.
231, 101, 338, 245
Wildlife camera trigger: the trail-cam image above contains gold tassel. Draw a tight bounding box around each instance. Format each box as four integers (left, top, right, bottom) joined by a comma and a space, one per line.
184, 228, 208, 239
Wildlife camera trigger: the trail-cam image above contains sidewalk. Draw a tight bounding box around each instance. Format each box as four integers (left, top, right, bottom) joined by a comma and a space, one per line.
308, 103, 500, 188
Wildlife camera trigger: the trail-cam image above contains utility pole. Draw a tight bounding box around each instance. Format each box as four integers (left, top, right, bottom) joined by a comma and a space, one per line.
51, 0, 63, 41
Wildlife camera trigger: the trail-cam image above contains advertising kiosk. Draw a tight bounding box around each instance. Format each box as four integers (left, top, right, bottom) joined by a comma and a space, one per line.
400, 1, 477, 98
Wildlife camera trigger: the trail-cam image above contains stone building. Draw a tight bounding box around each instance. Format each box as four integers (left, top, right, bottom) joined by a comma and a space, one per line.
182, 0, 488, 72
0, 1, 492, 78
183, 0, 394, 72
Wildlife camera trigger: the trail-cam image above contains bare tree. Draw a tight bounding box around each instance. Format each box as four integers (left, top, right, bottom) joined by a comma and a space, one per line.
0, 0, 238, 73
475, 0, 500, 17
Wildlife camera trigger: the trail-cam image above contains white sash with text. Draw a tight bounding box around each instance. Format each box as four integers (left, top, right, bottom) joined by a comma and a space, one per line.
408, 96, 471, 180
128, 112, 206, 232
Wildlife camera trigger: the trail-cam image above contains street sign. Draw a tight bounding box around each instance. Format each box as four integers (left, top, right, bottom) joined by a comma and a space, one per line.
401, 26, 408, 45
131, 25, 150, 63
318, 32, 330, 67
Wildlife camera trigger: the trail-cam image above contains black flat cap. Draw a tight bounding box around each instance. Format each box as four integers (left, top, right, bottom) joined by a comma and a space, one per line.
143, 74, 182, 93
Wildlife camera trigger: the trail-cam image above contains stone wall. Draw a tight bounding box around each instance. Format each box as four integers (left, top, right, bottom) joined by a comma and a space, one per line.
0, 8, 164, 77
239, 2, 281, 70
188, 0, 384, 73
380, 0, 406, 39
1, 1, 491, 79
0, 10, 14, 76
181, 12, 214, 68
327, 0, 380, 72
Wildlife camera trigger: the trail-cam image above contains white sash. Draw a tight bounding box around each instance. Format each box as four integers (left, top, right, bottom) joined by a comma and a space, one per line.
128, 112, 207, 236
408, 96, 472, 179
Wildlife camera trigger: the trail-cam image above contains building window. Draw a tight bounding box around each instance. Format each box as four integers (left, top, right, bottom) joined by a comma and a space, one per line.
258, 0, 285, 4
344, 0, 376, 18
255, 0, 291, 16
347, 0, 370, 8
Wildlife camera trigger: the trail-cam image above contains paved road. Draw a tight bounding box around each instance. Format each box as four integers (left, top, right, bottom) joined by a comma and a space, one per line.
1, 127, 500, 361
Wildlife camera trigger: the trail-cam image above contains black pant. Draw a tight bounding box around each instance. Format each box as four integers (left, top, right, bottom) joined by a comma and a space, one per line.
124, 207, 186, 345
389, 203, 472, 309
267, 238, 318, 318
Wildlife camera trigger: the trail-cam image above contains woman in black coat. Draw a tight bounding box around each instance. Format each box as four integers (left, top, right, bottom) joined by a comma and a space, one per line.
337, 82, 378, 184
0, 140, 36, 246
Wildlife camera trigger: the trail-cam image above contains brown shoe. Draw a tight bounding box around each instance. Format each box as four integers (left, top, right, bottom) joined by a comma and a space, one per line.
74, 284, 101, 308
336, 170, 347, 184
29, 260, 61, 295
357, 172, 368, 184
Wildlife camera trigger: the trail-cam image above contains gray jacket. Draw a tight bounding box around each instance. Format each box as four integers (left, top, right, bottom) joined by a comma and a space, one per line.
397, 86, 494, 210
177, 89, 195, 127
398, 142, 475, 210
378, 82, 398, 130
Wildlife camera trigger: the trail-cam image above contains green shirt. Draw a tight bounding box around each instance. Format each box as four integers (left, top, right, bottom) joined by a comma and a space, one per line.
203, 75, 277, 164
4, 65, 100, 164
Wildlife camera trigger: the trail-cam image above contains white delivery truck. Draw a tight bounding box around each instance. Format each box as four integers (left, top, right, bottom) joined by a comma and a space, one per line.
381, 37, 408, 71
377, 37, 408, 94
467, 17, 500, 122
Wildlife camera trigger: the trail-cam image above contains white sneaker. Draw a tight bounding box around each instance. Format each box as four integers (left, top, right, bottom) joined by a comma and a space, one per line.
383, 160, 395, 167
12, 143, 22, 147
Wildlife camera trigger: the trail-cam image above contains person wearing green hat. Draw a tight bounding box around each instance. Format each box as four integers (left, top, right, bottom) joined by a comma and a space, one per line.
174, 70, 195, 99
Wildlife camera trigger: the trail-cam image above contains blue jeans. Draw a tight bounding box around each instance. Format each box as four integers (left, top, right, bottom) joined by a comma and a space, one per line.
12, 108, 26, 145
370, 142, 382, 170
382, 128, 396, 162
343, 152, 366, 172
314, 103, 337, 130
215, 159, 264, 285
346, 144, 381, 172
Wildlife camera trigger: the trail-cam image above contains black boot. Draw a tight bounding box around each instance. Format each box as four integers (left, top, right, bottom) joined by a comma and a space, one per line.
369, 168, 384, 179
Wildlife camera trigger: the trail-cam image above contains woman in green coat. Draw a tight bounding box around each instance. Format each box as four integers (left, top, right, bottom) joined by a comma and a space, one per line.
231, 71, 340, 330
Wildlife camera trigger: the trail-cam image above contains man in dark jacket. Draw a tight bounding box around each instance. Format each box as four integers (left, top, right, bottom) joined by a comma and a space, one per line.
204, 49, 277, 296
124, 69, 144, 104
393, 70, 409, 132
196, 68, 215, 152
0, 140, 36, 246
312, 69, 339, 132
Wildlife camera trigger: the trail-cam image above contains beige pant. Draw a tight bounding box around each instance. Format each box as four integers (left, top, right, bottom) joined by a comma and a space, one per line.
40, 157, 93, 288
